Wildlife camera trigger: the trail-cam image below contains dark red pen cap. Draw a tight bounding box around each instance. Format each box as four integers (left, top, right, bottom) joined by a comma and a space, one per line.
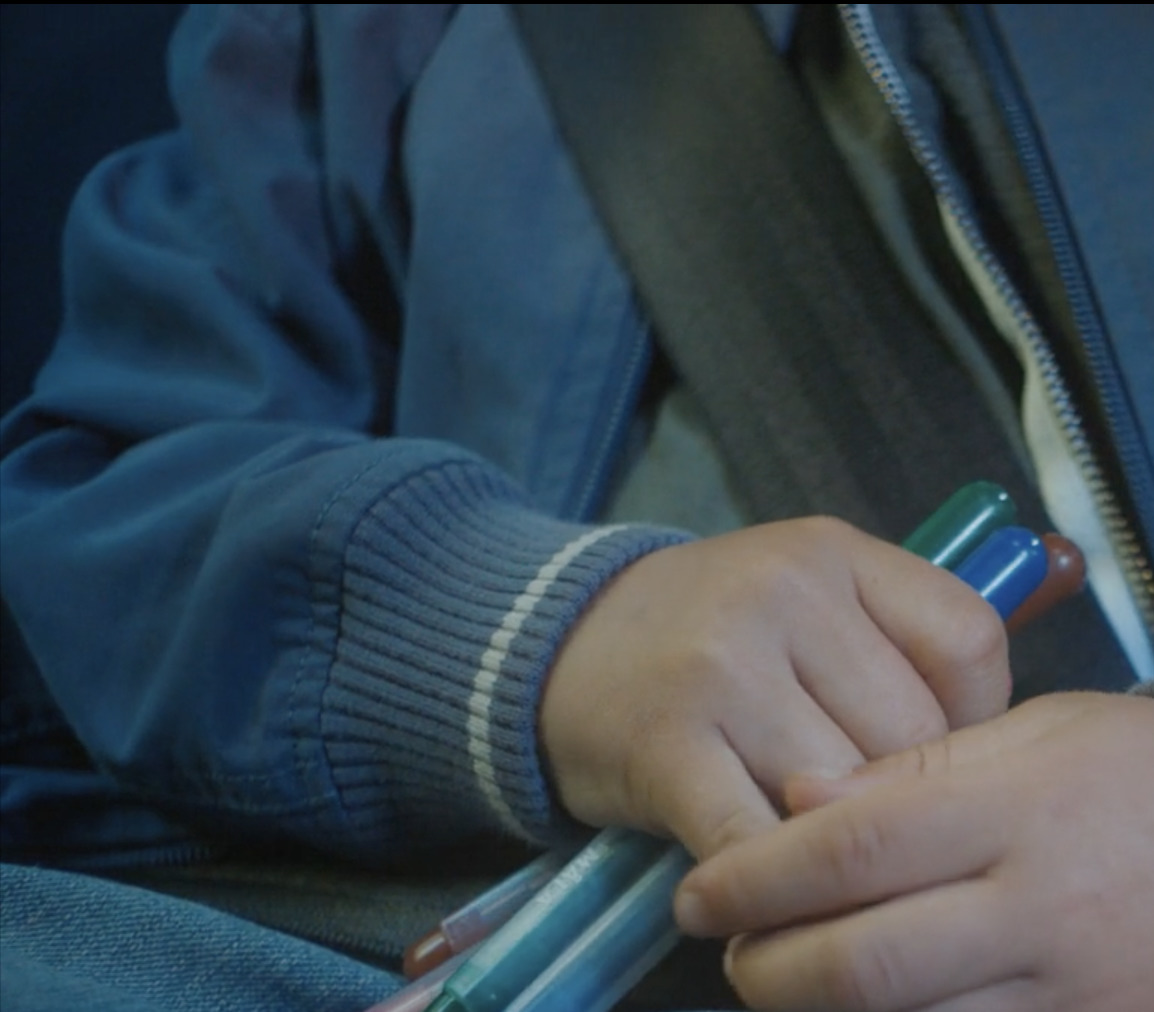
1006, 532, 1086, 633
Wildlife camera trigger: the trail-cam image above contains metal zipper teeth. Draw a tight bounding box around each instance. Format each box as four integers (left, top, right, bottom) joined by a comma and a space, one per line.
838, 3, 1154, 633
974, 12, 1154, 612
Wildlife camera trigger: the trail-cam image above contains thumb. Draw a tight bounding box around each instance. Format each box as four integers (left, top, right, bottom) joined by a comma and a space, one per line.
784, 693, 1087, 815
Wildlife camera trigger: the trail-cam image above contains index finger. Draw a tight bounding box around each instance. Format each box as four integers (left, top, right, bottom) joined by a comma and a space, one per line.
674, 776, 1005, 938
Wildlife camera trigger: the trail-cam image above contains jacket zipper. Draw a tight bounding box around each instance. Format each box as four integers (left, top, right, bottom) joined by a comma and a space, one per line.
838, 3, 1154, 640
957, 3, 1154, 578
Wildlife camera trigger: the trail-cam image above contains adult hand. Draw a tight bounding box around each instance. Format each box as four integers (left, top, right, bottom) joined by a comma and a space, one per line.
539, 516, 1011, 860
675, 691, 1154, 1011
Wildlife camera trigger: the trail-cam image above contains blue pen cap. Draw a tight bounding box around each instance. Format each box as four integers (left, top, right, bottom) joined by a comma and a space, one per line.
953, 525, 1048, 621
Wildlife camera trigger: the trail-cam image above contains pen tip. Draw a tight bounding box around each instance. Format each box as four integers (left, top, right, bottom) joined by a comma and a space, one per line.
403, 929, 453, 979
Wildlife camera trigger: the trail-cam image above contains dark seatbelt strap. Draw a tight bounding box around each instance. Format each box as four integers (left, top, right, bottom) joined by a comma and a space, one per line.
510, 3, 1136, 694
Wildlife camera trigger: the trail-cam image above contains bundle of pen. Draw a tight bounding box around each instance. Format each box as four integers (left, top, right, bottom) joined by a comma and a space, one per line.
366, 481, 1085, 1012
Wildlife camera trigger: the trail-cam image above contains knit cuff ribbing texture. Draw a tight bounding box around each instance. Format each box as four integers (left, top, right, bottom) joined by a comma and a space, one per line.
314, 457, 692, 854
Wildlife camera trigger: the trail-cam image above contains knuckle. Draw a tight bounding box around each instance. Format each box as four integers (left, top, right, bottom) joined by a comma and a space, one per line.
673, 635, 734, 689
823, 931, 908, 1011
814, 810, 889, 892
795, 513, 857, 543
664, 633, 764, 709
758, 552, 840, 613
783, 514, 857, 565
898, 737, 952, 779
913, 710, 950, 746
948, 595, 1009, 671
891, 709, 950, 752
703, 803, 762, 857
910, 740, 935, 777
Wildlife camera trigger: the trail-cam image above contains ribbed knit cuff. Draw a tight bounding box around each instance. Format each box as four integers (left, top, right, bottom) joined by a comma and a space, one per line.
299, 453, 692, 858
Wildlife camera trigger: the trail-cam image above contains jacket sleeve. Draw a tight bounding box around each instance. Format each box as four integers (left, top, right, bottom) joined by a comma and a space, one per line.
0, 4, 687, 863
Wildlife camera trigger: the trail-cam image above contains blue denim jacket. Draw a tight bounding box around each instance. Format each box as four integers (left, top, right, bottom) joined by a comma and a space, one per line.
1, 0, 1150, 880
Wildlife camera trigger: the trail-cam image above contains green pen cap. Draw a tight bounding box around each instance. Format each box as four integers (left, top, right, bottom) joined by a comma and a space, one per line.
902, 481, 1016, 569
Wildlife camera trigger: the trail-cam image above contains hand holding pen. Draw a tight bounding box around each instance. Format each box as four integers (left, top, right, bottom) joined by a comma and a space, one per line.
374, 482, 1094, 1012
678, 687, 1152, 1012
673, 504, 1153, 1012
539, 483, 1022, 864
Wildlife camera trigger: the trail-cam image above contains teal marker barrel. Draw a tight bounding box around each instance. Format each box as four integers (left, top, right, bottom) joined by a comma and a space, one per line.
502, 843, 694, 1012
425, 826, 667, 1012
902, 480, 1016, 569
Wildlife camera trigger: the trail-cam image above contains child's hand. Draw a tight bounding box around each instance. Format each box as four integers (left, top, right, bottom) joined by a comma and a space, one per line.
676, 691, 1154, 1012
539, 516, 1011, 859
